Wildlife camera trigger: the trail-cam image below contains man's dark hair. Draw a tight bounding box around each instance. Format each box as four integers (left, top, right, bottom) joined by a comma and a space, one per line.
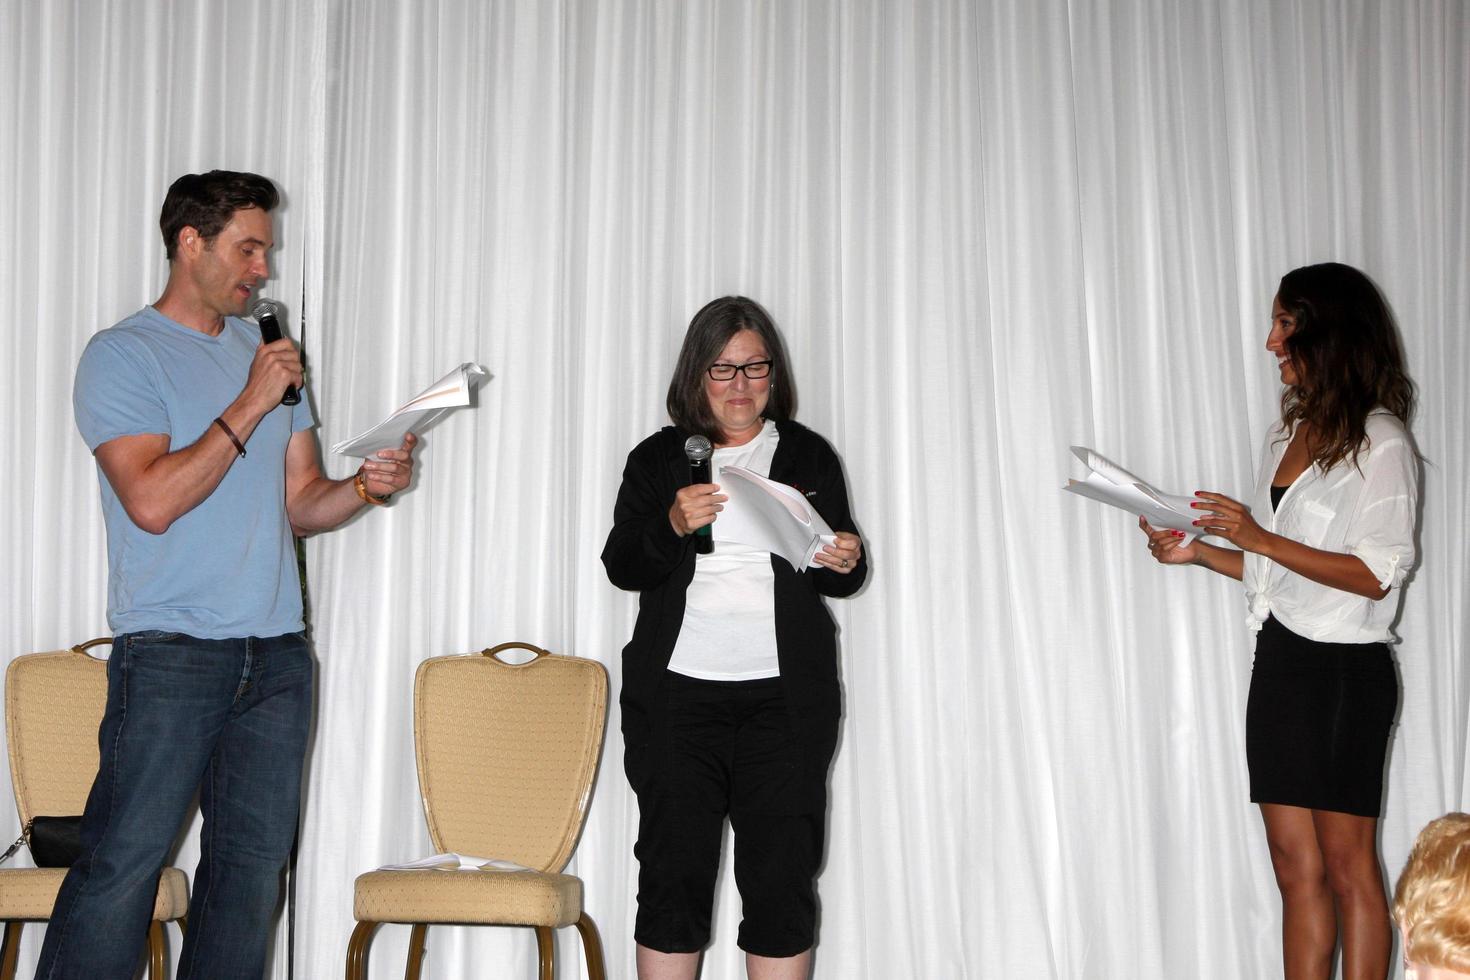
666, 296, 796, 441
159, 170, 279, 260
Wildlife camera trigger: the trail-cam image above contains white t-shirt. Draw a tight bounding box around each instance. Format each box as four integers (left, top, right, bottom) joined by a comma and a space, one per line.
1243, 411, 1418, 643
668, 420, 781, 680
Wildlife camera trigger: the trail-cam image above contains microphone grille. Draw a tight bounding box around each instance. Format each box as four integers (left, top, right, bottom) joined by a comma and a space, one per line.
252, 299, 278, 321
683, 435, 712, 462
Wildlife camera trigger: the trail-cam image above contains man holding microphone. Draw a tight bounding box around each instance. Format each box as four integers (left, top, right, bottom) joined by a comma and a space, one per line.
39, 170, 415, 979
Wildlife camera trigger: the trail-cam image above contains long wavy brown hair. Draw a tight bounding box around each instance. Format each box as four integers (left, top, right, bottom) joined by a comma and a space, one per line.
1276, 263, 1416, 471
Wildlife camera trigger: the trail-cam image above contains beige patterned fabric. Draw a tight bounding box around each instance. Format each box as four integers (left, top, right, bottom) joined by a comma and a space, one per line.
3, 643, 189, 924
0, 868, 189, 921
353, 868, 581, 926
0, 868, 70, 919
413, 648, 607, 873
5, 647, 109, 825
353, 644, 607, 932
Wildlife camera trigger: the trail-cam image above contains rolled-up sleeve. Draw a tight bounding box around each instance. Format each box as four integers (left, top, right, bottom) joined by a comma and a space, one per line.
1345, 434, 1418, 591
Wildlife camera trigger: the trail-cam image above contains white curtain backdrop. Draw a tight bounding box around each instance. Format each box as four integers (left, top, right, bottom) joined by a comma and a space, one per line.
3, 1, 1466, 977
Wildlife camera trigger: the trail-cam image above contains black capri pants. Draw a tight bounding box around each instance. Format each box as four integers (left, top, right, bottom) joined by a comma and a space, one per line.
628, 672, 830, 958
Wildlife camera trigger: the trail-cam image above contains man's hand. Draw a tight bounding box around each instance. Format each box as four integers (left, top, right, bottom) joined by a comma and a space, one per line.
242, 338, 303, 415
358, 433, 418, 500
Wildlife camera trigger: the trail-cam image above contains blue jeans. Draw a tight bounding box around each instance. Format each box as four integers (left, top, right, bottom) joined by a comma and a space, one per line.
36, 630, 313, 980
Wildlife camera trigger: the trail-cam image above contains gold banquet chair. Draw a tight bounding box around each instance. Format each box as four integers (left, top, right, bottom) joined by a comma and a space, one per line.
0, 639, 188, 979
346, 642, 609, 980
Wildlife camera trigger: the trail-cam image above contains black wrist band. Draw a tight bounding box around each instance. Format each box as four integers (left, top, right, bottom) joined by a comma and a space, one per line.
213, 417, 246, 457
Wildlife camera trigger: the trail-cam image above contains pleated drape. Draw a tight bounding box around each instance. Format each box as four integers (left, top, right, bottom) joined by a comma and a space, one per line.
3, 1, 1466, 977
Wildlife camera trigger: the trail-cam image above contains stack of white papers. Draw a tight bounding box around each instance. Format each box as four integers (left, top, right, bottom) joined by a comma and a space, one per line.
1063, 446, 1204, 544
377, 852, 532, 873
331, 362, 490, 457
716, 466, 837, 571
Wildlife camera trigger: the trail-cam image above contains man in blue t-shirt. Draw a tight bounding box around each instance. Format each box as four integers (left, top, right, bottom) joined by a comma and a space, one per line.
39, 171, 417, 980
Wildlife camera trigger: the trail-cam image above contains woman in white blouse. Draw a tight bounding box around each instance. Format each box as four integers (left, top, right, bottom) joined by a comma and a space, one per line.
1140, 263, 1419, 980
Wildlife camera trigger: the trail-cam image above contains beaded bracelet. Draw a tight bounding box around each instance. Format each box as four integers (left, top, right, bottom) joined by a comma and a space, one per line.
353, 469, 391, 506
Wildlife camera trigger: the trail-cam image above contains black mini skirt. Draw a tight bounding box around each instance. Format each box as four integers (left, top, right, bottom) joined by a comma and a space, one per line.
1244, 615, 1398, 817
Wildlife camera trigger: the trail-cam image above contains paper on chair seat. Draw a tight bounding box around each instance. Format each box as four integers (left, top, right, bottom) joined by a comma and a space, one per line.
1063, 446, 1206, 544
377, 852, 532, 872
331, 362, 490, 457
716, 466, 837, 571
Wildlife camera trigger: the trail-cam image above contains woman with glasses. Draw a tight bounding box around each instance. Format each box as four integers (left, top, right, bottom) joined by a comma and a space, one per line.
1140, 263, 1419, 980
603, 295, 865, 980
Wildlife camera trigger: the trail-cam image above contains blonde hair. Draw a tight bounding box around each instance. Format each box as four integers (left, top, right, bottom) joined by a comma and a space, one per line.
1395, 813, 1470, 970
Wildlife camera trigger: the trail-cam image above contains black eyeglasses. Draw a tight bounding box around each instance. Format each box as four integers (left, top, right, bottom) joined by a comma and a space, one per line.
706, 360, 773, 381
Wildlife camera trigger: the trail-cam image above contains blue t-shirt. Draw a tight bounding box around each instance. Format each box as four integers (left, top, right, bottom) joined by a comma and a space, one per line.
73, 307, 316, 639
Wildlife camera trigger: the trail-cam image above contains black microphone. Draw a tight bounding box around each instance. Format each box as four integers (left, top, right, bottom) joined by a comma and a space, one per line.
683, 435, 714, 554
252, 300, 300, 406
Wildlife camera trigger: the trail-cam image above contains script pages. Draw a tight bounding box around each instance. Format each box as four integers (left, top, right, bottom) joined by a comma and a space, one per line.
331, 362, 490, 457
716, 466, 837, 571
377, 852, 532, 873
1063, 446, 1204, 544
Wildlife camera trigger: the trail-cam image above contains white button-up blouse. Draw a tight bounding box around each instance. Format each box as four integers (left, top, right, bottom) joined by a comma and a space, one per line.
1242, 410, 1419, 643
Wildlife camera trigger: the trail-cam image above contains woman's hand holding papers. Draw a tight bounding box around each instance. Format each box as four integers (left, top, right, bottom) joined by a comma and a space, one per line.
813, 531, 863, 574
1139, 515, 1199, 565
1189, 491, 1271, 553
1139, 512, 1246, 581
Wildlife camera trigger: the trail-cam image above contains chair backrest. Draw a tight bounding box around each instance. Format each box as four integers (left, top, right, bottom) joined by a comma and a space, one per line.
5, 640, 110, 826
414, 642, 607, 874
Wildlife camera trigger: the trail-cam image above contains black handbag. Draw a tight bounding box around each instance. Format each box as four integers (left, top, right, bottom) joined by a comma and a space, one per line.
0, 815, 83, 868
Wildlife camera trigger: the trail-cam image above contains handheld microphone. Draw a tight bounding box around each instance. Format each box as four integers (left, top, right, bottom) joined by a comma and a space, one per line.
683, 434, 714, 554
252, 300, 300, 406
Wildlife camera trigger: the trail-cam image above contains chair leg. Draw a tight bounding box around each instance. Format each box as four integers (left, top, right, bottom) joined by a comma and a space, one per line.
575, 912, 607, 980
0, 921, 22, 980
346, 920, 381, 980
146, 920, 165, 979
404, 923, 428, 980
534, 925, 554, 980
